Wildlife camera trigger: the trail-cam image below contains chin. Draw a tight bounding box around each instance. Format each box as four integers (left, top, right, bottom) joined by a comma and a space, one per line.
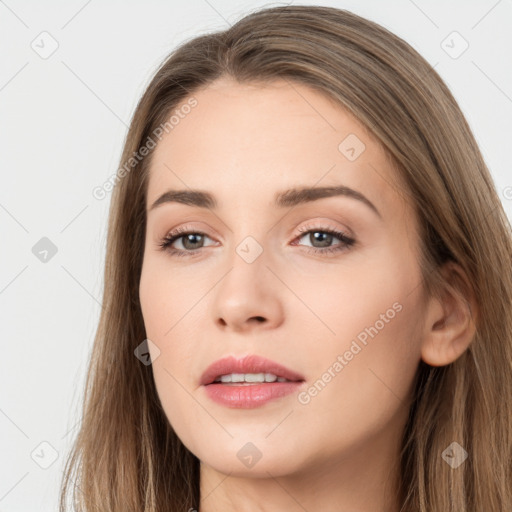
189, 437, 307, 477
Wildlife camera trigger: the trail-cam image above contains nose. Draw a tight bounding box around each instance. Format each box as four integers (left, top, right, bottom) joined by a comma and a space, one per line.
211, 245, 285, 333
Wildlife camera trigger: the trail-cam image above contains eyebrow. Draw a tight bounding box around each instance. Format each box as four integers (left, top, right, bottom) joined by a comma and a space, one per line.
148, 185, 381, 218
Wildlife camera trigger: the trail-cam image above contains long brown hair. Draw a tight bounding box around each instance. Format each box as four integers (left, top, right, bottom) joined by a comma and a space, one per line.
59, 5, 512, 511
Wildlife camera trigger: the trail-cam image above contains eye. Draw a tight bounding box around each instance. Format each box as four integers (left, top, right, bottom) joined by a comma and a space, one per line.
158, 226, 217, 257
158, 224, 356, 258
292, 225, 355, 256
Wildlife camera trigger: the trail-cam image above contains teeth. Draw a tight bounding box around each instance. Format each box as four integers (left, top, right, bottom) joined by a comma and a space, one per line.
214, 373, 290, 383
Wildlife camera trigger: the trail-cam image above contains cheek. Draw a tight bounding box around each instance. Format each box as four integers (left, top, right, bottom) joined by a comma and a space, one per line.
282, 242, 422, 348
139, 251, 202, 339
295, 250, 424, 430
139, 253, 206, 385
139, 260, 204, 440
139, 263, 165, 340
294, 239, 420, 363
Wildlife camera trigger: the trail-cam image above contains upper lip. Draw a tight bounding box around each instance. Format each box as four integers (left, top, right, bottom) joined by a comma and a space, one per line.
200, 354, 305, 386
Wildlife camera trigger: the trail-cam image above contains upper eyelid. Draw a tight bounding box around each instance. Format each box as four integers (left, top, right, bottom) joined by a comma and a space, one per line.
165, 223, 347, 236
296, 221, 353, 236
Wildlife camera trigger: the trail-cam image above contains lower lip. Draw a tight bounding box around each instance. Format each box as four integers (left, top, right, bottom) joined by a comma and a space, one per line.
203, 381, 304, 408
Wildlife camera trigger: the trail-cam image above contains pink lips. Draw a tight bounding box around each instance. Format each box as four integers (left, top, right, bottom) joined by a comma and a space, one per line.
200, 354, 306, 409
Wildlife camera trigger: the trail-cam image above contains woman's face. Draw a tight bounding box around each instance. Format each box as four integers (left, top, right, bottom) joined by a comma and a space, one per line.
139, 77, 428, 479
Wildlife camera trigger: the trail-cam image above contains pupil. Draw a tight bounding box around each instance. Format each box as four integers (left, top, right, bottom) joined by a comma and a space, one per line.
311, 231, 332, 248
183, 234, 203, 250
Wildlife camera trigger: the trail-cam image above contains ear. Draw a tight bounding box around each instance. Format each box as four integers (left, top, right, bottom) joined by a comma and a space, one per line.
420, 261, 478, 367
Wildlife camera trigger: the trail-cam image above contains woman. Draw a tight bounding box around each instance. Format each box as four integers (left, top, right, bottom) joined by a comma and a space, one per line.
60, 5, 512, 511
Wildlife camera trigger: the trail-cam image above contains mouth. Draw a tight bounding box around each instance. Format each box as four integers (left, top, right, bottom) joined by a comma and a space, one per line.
200, 355, 306, 409
212, 372, 297, 385
200, 354, 305, 387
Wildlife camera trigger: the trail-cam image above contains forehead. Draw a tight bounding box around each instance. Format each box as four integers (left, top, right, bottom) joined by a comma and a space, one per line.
146, 77, 407, 217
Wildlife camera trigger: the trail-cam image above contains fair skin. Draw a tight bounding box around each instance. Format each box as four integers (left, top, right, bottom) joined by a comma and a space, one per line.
139, 77, 476, 512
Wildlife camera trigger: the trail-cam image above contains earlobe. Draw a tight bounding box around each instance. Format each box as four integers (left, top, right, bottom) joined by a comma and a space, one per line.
420, 261, 478, 367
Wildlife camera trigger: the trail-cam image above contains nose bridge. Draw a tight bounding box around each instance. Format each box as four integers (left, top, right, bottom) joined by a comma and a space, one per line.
234, 232, 267, 267
222, 231, 269, 290
224, 211, 271, 267
210, 224, 284, 330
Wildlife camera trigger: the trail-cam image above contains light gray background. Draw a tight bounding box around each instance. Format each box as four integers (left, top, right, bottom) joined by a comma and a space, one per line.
1, 0, 511, 510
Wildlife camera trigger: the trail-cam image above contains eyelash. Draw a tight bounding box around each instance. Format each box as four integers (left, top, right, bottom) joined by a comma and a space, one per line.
158, 224, 356, 258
